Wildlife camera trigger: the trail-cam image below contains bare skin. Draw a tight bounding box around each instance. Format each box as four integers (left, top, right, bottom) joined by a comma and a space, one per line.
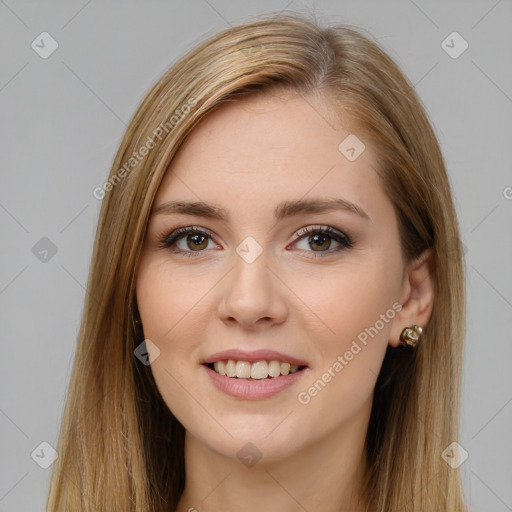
135, 89, 434, 512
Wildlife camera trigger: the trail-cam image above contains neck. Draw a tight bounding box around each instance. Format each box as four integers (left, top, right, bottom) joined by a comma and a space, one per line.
176, 403, 371, 512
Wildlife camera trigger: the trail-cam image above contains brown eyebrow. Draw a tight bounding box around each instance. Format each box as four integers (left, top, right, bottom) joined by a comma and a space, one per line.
151, 197, 370, 222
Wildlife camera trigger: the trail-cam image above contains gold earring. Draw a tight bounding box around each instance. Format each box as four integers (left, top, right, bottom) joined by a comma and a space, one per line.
399, 324, 423, 348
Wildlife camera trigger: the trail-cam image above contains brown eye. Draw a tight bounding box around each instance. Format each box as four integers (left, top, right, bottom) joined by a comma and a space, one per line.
186, 233, 208, 251
308, 233, 332, 251
292, 225, 353, 257
158, 226, 217, 257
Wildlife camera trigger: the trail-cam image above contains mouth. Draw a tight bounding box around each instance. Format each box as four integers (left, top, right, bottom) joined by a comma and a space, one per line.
201, 349, 309, 399
203, 360, 307, 380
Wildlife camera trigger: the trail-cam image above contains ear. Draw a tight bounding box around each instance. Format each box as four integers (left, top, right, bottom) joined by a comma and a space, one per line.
388, 248, 435, 347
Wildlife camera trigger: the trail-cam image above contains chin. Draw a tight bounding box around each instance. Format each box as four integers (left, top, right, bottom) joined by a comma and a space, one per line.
193, 424, 307, 465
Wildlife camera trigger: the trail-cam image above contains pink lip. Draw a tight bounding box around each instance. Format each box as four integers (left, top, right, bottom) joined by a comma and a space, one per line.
203, 364, 308, 400
203, 348, 308, 367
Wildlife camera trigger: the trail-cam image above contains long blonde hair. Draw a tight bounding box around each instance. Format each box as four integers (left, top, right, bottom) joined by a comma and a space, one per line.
46, 12, 468, 512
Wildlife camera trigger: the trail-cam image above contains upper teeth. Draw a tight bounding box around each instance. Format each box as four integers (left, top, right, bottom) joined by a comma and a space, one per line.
213, 360, 301, 379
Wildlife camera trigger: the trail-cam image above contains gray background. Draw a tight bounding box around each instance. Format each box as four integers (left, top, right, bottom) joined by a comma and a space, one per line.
1, 1, 511, 511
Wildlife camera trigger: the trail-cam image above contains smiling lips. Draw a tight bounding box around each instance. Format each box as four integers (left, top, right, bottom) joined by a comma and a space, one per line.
203, 348, 308, 379
202, 349, 308, 399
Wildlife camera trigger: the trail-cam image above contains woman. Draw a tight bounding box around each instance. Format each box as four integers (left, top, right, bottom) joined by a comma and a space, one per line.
46, 13, 468, 512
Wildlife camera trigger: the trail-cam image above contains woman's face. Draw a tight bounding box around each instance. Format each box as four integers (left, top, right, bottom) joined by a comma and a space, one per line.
136, 89, 412, 462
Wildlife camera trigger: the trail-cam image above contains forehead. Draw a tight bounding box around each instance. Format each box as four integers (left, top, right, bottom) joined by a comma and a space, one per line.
153, 90, 388, 223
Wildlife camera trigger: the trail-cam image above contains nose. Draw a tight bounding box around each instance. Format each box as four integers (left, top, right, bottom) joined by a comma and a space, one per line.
216, 246, 288, 330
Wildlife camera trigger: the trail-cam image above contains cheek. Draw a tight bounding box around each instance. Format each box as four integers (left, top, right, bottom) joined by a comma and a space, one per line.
136, 257, 211, 342
292, 257, 401, 414
135, 259, 217, 431
135, 259, 194, 384
292, 255, 401, 352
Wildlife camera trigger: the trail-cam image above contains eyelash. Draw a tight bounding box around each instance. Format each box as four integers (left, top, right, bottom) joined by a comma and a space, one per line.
157, 225, 353, 259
